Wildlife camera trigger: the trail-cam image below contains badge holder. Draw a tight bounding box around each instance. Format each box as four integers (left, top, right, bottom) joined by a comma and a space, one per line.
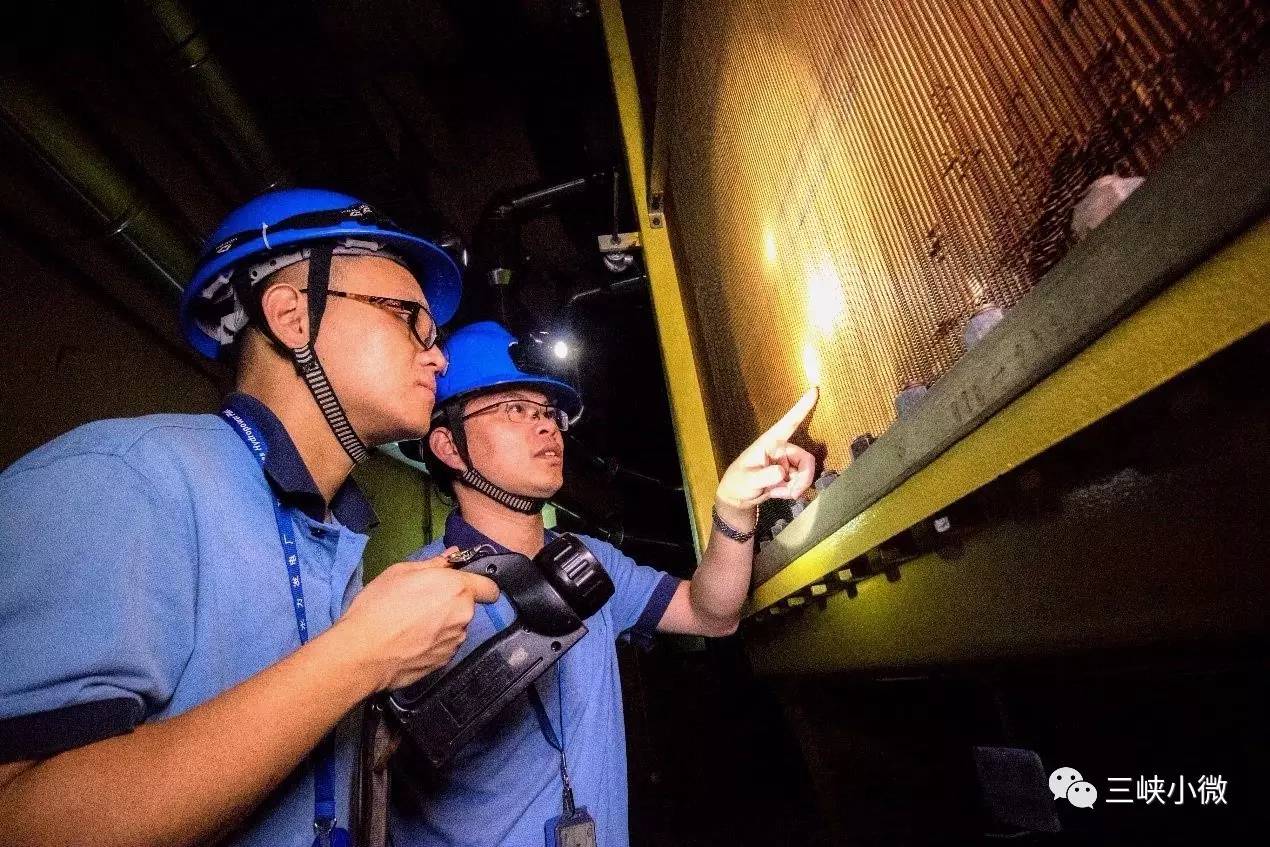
545, 769, 596, 847
313, 819, 351, 847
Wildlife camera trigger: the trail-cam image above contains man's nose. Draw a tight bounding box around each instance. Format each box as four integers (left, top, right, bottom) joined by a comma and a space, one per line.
421, 343, 448, 375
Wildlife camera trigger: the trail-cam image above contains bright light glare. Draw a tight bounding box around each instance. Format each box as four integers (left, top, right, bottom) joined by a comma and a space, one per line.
552, 340, 570, 360
802, 343, 821, 387
807, 260, 845, 334
763, 228, 778, 264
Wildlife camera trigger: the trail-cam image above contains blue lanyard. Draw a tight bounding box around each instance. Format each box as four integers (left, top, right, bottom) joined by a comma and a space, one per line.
475, 528, 566, 753
222, 407, 344, 844
447, 524, 578, 814
481, 602, 565, 753
476, 532, 580, 817
483, 600, 578, 819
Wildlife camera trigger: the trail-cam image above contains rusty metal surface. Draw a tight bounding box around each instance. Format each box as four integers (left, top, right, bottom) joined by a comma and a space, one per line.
662, 0, 1269, 470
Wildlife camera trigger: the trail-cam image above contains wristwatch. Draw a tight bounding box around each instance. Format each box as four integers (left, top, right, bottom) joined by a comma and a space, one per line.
712, 504, 757, 543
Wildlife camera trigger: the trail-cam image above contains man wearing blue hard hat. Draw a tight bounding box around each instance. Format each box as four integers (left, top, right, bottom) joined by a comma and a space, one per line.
393, 320, 818, 847
0, 188, 497, 846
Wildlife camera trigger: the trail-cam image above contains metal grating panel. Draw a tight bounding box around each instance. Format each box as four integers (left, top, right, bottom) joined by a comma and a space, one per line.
663, 0, 1269, 469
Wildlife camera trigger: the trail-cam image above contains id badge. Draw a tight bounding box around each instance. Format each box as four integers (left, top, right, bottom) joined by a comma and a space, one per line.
546, 807, 597, 847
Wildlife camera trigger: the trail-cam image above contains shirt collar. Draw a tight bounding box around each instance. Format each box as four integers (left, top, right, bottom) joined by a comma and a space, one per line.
222, 392, 378, 532
443, 510, 553, 553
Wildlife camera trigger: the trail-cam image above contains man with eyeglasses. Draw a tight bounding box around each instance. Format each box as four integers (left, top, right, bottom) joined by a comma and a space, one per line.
393, 320, 818, 847
0, 188, 498, 846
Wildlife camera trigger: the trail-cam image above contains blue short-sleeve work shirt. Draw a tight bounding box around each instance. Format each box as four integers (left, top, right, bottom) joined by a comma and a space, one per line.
390, 511, 680, 847
0, 393, 374, 846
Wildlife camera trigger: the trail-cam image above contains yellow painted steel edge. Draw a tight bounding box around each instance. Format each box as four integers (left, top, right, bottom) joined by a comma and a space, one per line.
598, 0, 720, 550
749, 218, 1270, 613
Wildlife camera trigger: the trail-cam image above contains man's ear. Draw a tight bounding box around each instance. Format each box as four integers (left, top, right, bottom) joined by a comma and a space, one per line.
429, 427, 468, 473
257, 278, 309, 348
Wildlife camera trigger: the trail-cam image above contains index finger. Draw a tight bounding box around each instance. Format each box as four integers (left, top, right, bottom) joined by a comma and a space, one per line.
761, 386, 819, 443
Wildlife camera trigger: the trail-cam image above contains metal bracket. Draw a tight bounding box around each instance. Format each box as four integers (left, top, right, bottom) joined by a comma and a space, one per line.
597, 231, 641, 253
649, 192, 666, 229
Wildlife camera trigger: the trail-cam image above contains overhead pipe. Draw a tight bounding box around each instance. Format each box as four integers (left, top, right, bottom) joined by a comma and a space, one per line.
0, 75, 197, 295
565, 271, 648, 309
0, 204, 225, 389
479, 171, 610, 329
137, 0, 286, 191
0, 0, 286, 302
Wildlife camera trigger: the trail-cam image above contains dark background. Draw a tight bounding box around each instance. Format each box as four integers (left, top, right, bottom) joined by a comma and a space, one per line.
2, 3, 1264, 845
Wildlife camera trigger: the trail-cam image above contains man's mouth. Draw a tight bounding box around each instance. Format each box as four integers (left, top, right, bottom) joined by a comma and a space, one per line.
534, 447, 562, 460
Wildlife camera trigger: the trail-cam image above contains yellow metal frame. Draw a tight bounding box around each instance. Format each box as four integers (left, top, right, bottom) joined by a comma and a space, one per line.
599, 0, 720, 551
749, 218, 1270, 613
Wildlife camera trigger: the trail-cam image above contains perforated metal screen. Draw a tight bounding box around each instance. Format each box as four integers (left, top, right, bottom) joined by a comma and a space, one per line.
661, 0, 1268, 468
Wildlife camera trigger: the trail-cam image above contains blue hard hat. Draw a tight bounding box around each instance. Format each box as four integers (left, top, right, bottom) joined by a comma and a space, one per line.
180, 187, 462, 359
436, 321, 583, 422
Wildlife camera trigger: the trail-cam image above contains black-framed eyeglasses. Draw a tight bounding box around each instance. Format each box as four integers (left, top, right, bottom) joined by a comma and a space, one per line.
461, 398, 570, 432
300, 288, 438, 350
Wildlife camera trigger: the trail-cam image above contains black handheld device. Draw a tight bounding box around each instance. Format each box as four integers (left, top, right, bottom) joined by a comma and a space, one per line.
384, 533, 614, 767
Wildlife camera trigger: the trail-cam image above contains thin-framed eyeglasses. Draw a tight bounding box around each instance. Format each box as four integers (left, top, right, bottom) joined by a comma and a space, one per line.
461, 398, 570, 432
299, 287, 438, 349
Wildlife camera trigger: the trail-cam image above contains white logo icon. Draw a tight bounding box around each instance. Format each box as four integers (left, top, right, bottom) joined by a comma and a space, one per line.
1049, 766, 1084, 801
1050, 767, 1098, 808
1067, 781, 1098, 808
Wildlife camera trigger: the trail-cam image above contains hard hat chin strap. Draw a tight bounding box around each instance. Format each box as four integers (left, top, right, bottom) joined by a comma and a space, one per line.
458, 468, 544, 514
292, 244, 370, 465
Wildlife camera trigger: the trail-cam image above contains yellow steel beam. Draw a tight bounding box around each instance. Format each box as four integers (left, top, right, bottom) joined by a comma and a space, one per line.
749, 217, 1270, 613
598, 0, 719, 551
